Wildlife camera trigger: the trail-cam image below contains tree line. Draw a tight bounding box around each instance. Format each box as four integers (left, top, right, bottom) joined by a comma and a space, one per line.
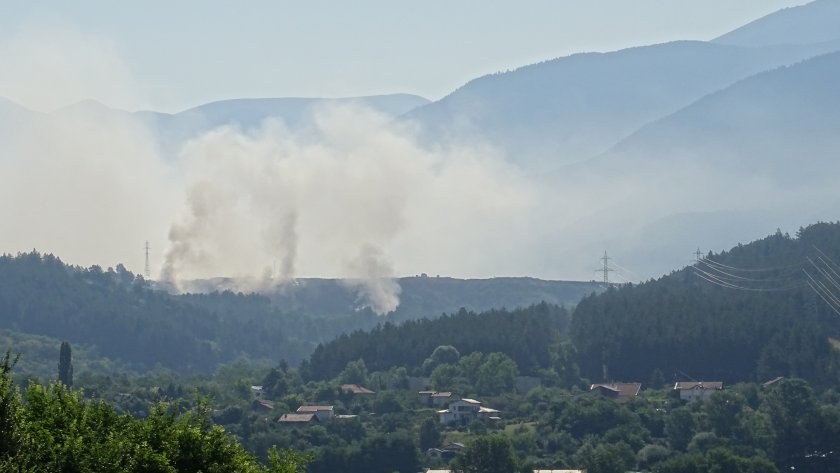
572, 222, 840, 388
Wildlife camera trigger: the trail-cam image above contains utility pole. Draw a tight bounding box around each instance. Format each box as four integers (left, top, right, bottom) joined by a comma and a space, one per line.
595, 251, 614, 286
144, 241, 151, 279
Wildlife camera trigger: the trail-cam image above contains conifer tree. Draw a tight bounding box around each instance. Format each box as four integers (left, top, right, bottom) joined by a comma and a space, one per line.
58, 341, 73, 388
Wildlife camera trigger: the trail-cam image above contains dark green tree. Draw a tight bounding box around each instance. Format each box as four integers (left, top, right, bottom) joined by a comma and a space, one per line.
476, 352, 518, 395
419, 417, 441, 450
578, 441, 635, 473
423, 345, 461, 374
58, 341, 73, 388
665, 406, 696, 451
338, 359, 369, 386
452, 435, 520, 473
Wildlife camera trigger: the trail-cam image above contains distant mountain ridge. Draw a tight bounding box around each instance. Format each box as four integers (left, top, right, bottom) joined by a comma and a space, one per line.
539, 49, 840, 279
602, 50, 840, 180
402, 39, 840, 171
178, 275, 603, 322
0, 93, 430, 159
714, 0, 840, 47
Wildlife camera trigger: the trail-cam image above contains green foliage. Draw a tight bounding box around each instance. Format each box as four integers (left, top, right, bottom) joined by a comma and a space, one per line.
571, 223, 840, 387
451, 434, 521, 473
266, 447, 313, 473
0, 359, 307, 472
430, 363, 461, 391
307, 303, 570, 380
419, 417, 441, 450
338, 359, 369, 386
665, 406, 696, 451
476, 352, 518, 395
576, 441, 634, 473
423, 345, 461, 374
58, 341, 73, 387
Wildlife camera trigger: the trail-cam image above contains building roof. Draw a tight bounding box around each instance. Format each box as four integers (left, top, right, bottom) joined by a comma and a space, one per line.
296, 405, 334, 412
254, 399, 275, 410
278, 413, 316, 423
762, 376, 785, 387
590, 382, 642, 397
442, 442, 464, 450
341, 384, 376, 395
431, 392, 455, 397
457, 398, 481, 404
674, 381, 723, 390
478, 406, 500, 413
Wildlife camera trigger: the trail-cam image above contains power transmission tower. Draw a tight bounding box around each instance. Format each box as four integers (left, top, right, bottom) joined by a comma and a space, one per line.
595, 251, 614, 285
694, 248, 704, 264
144, 241, 151, 279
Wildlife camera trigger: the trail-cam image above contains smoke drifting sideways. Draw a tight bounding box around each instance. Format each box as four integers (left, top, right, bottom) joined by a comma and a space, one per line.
160, 105, 534, 314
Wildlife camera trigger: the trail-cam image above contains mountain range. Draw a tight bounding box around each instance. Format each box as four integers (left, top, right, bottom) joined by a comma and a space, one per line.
2, 0, 839, 282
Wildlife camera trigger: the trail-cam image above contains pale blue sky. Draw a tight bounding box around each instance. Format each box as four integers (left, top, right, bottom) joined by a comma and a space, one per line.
0, 0, 808, 112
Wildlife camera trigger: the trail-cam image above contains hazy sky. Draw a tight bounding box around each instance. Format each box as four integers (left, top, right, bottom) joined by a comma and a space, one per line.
0, 0, 808, 112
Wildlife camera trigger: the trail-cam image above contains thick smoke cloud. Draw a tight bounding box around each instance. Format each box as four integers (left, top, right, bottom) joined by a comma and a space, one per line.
160, 105, 534, 313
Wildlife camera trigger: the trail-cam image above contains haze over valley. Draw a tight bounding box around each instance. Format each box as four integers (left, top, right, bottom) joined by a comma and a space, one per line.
2, 3, 840, 472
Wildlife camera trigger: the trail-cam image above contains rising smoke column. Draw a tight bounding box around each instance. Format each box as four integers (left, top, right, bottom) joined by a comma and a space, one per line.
159, 104, 534, 313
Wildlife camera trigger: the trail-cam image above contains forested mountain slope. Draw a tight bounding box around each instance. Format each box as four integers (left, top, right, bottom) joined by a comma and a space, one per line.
0, 252, 595, 376
571, 222, 840, 387
0, 252, 301, 372
304, 303, 570, 381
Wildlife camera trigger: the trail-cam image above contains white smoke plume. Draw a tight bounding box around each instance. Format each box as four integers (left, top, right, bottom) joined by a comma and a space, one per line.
341, 245, 403, 314
160, 104, 533, 313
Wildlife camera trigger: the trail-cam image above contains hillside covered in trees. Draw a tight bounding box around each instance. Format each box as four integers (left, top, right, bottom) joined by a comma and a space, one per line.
0, 251, 595, 377
306, 222, 840, 390
572, 222, 840, 387
304, 303, 570, 381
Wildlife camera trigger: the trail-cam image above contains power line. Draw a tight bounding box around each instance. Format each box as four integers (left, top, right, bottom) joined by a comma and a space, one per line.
144, 241, 151, 279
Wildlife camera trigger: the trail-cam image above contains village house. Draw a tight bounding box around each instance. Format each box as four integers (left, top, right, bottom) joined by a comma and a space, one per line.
419, 391, 462, 407
437, 398, 501, 425
296, 405, 335, 422
252, 399, 274, 412
673, 381, 723, 401
277, 413, 318, 426
430, 391, 460, 407
589, 382, 642, 402
426, 442, 464, 461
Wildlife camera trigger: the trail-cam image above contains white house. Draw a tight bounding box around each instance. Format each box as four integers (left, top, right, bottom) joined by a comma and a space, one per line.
674, 381, 723, 402
296, 405, 335, 422
438, 398, 500, 425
